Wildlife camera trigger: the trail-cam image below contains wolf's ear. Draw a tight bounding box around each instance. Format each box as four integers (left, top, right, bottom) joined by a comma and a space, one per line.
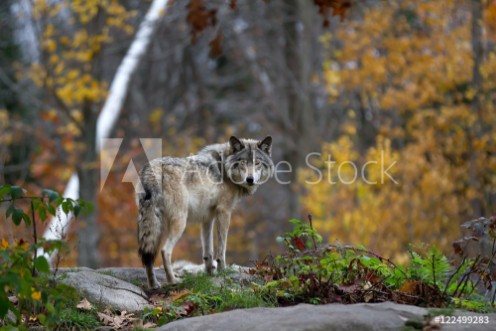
258, 136, 272, 155
229, 136, 245, 153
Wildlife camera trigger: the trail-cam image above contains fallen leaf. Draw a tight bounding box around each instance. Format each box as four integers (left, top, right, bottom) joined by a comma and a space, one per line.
113, 315, 123, 328
149, 292, 168, 304
399, 279, 417, 294
181, 302, 196, 316
363, 281, 373, 302
121, 310, 137, 321
143, 321, 157, 328
97, 312, 114, 326
76, 298, 93, 311
170, 290, 190, 301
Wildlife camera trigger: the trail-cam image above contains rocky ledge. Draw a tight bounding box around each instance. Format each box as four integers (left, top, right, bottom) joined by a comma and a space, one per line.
55, 264, 496, 330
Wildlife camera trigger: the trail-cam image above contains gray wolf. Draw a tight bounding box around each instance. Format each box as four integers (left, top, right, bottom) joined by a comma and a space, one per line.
137, 136, 274, 288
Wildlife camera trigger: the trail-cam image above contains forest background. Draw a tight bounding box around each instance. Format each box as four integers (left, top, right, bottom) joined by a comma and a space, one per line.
0, 0, 495, 269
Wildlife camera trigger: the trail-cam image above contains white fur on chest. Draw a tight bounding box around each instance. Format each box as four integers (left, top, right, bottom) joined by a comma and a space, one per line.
186, 184, 240, 223
188, 190, 217, 223
186, 185, 220, 223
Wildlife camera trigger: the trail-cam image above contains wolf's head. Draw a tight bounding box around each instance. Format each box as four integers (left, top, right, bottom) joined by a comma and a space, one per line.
225, 136, 274, 194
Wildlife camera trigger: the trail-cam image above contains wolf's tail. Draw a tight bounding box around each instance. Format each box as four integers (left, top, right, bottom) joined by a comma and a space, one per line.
137, 165, 164, 267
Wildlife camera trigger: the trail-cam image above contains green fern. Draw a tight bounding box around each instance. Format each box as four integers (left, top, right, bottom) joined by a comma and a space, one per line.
408, 246, 450, 289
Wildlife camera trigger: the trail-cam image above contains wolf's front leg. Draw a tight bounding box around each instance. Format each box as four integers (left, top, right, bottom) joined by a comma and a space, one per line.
215, 212, 231, 271
201, 219, 215, 274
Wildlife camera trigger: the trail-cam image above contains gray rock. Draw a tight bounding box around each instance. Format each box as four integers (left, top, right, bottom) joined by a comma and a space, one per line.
95, 261, 207, 287
59, 269, 151, 312
96, 263, 257, 288
54, 266, 496, 331
55, 266, 94, 274
155, 302, 496, 331
96, 267, 167, 286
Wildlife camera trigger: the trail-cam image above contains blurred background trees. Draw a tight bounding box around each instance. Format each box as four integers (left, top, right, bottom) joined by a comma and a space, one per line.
0, 0, 494, 267
302, 0, 496, 262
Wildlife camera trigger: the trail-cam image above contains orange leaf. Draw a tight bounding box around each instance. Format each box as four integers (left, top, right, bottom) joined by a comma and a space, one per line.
170, 290, 190, 301
399, 280, 417, 294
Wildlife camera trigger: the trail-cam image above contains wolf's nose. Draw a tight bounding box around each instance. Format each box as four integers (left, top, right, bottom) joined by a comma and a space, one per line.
246, 176, 254, 185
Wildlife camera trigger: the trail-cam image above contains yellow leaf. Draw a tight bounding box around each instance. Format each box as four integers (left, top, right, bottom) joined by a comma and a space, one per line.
31, 290, 42, 302
464, 87, 476, 101
43, 24, 55, 38
59, 36, 71, 46
49, 54, 59, 65
43, 39, 56, 52
149, 108, 164, 125
0, 239, 9, 250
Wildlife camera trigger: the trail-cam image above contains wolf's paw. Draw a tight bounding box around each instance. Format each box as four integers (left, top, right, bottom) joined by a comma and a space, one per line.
170, 279, 178, 284
216, 258, 226, 272
205, 263, 216, 275
149, 279, 161, 290
203, 256, 217, 275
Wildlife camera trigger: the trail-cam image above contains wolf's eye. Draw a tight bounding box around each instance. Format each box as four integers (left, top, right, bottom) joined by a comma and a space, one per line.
240, 160, 247, 165
255, 160, 261, 166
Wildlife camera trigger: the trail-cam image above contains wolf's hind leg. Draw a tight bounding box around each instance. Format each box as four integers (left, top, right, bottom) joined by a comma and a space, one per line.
201, 219, 215, 274
145, 260, 160, 289
137, 187, 164, 289
161, 217, 186, 284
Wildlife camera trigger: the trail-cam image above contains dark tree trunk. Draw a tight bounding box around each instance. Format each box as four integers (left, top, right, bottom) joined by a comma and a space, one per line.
283, 0, 316, 218
469, 0, 483, 218
76, 98, 101, 268
76, 8, 104, 268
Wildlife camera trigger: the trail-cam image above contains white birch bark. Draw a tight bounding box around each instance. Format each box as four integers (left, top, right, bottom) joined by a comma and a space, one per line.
40, 0, 170, 263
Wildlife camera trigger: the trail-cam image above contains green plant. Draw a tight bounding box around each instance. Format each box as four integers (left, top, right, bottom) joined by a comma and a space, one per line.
0, 184, 93, 329
253, 217, 494, 309
48, 306, 100, 329
139, 217, 494, 327
408, 245, 450, 289
143, 272, 275, 326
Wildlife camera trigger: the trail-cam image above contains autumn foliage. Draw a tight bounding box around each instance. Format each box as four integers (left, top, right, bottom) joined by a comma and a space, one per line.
301, 0, 496, 262
0, 0, 494, 269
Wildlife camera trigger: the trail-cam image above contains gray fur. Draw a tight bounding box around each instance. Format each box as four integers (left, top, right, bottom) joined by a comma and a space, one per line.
137, 136, 274, 288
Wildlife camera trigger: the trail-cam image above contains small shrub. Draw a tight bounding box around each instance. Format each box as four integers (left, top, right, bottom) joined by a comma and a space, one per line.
0, 184, 93, 329
253, 217, 494, 310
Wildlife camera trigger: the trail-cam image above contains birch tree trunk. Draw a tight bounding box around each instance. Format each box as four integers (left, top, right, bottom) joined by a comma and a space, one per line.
41, 0, 170, 265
